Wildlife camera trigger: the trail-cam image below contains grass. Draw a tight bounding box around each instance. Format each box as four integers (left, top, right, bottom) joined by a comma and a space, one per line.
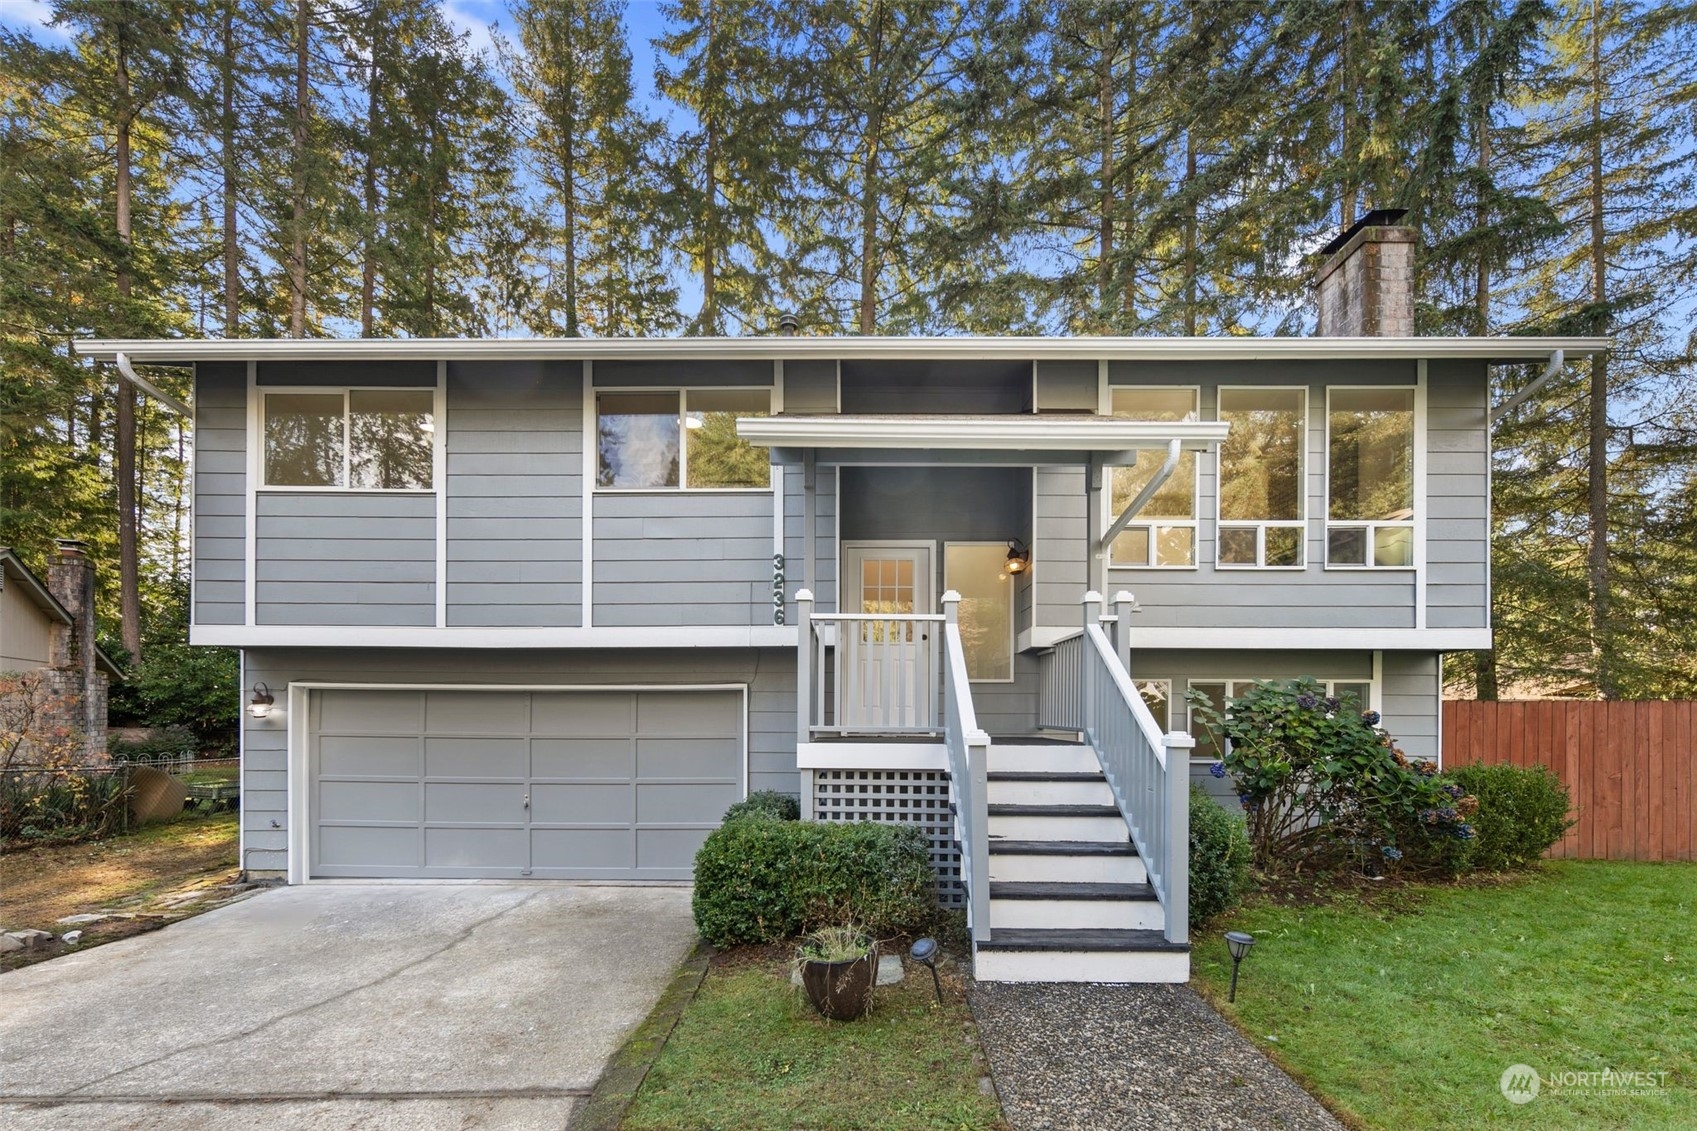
620, 947, 1007, 1131
0, 811, 241, 970
1192, 861, 1697, 1130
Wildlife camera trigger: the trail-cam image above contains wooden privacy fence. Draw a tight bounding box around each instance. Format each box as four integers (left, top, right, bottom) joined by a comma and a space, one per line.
1442, 700, 1695, 862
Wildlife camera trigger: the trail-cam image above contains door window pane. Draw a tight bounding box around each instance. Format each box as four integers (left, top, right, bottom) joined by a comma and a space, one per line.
598, 393, 680, 488
1219, 388, 1305, 521
349, 389, 434, 489
686, 389, 770, 488
264, 393, 344, 487
1328, 388, 1414, 521
945, 543, 1013, 682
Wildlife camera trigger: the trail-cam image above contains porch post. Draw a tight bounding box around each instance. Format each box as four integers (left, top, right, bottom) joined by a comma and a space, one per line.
1112, 590, 1135, 676
1163, 730, 1195, 944
802, 451, 817, 603
796, 588, 814, 753
1081, 590, 1102, 744
1085, 454, 1106, 597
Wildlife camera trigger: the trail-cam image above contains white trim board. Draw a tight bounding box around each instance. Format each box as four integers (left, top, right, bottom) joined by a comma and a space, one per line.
1018, 626, 1492, 651
196, 624, 799, 649
797, 742, 949, 771
284, 681, 750, 886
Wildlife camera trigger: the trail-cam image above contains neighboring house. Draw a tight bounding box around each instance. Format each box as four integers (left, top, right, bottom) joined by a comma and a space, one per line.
0, 541, 122, 762
77, 217, 1608, 982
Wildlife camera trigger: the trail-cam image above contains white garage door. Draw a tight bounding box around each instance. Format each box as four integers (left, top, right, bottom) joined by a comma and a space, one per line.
309, 688, 744, 879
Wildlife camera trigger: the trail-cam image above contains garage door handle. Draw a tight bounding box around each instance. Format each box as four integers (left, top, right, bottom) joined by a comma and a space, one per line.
523, 794, 530, 809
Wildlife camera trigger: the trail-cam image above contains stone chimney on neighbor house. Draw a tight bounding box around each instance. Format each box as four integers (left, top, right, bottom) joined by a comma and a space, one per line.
1315, 208, 1415, 337
45, 539, 108, 761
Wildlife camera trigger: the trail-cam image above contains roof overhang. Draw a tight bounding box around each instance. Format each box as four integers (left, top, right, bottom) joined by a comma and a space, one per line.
739, 415, 1229, 453
73, 335, 1611, 364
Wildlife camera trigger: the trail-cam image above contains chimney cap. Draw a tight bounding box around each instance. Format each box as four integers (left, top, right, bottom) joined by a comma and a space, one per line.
1319, 208, 1409, 256
777, 312, 800, 336
54, 539, 88, 557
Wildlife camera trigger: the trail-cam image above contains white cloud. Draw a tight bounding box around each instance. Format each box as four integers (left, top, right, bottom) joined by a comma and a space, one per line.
441, 0, 499, 57
0, 0, 73, 43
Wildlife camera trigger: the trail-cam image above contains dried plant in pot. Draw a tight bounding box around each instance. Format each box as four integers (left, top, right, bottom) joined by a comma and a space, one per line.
793, 925, 877, 1021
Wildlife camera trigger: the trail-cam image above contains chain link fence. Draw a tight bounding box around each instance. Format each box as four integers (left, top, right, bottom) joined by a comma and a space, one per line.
0, 757, 239, 845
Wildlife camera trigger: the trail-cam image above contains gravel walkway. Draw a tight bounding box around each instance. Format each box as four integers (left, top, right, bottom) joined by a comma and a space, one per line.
970, 982, 1345, 1131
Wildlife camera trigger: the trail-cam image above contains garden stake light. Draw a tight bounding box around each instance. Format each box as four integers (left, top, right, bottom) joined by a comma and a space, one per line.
910, 937, 943, 1004
1225, 931, 1255, 1002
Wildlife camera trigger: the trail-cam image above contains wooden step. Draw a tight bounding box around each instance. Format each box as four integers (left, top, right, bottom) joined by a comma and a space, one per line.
988, 803, 1127, 841
988, 881, 1152, 900
973, 927, 1191, 983
986, 839, 1146, 884
988, 881, 1163, 931
986, 772, 1112, 807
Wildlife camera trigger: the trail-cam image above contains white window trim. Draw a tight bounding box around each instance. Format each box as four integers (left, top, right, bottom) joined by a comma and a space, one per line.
1184, 677, 1378, 762
943, 540, 1017, 684
1322, 384, 1419, 571
1214, 385, 1309, 569
592, 385, 775, 493
257, 385, 439, 493
1105, 385, 1202, 571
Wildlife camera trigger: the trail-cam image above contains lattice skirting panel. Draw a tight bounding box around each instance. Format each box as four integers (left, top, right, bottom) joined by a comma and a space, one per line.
810, 769, 963, 908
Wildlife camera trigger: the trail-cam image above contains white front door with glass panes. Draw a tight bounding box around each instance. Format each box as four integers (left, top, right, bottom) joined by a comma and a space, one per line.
1186, 679, 1375, 764
841, 545, 935, 730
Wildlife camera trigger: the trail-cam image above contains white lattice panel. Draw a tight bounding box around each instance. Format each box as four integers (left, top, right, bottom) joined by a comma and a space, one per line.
811, 769, 963, 908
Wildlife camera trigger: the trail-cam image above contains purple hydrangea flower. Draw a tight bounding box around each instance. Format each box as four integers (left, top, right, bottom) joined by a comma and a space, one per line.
1324, 696, 1341, 713
1297, 693, 1321, 710
1380, 845, 1403, 861
1209, 761, 1226, 779
1362, 710, 1381, 725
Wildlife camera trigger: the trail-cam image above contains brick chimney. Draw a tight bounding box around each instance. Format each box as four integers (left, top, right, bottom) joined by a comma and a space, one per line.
1315, 208, 1415, 337
45, 539, 107, 761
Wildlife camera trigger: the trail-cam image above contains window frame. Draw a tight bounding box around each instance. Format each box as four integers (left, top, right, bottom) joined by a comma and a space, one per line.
1185, 677, 1377, 763
1105, 386, 1201, 571
943, 541, 1017, 684
1134, 677, 1173, 731
258, 385, 440, 493
1323, 385, 1418, 571
1214, 385, 1309, 570
593, 385, 774, 493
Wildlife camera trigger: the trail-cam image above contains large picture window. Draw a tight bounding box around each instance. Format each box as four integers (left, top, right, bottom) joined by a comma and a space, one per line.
1327, 388, 1415, 567
1108, 388, 1198, 568
944, 543, 1014, 682
262, 389, 434, 489
1217, 387, 1306, 568
596, 389, 770, 490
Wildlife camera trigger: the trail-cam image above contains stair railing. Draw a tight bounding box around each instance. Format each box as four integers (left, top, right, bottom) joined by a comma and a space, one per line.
941, 590, 992, 944
1078, 591, 1192, 944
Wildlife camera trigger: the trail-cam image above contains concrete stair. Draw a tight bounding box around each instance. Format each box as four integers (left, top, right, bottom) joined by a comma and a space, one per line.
973, 743, 1189, 984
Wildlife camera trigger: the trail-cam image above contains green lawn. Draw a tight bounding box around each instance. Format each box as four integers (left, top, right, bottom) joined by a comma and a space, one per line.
1192, 861, 1697, 1129
621, 951, 1007, 1131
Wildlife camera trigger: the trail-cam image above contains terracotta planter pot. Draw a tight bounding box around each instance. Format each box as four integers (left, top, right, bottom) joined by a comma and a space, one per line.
799, 947, 876, 1020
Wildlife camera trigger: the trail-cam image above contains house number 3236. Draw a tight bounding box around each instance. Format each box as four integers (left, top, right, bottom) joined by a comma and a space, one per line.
772, 554, 786, 625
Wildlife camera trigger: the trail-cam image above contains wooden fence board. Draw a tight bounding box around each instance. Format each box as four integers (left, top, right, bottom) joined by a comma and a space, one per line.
1443, 699, 1697, 862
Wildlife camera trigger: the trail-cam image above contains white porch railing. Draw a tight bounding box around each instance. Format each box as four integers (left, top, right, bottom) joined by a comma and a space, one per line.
1075, 592, 1192, 945
1036, 629, 1085, 731
797, 592, 943, 736
941, 591, 992, 943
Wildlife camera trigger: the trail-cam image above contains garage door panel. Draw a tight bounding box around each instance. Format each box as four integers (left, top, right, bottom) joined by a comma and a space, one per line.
425, 691, 531, 734
320, 690, 422, 732
531, 692, 634, 734
318, 735, 420, 777
319, 780, 420, 823
637, 691, 739, 737
425, 782, 526, 824
320, 825, 417, 869
530, 737, 634, 779
425, 736, 527, 778
637, 828, 713, 872
531, 828, 634, 871
638, 781, 740, 823
425, 826, 528, 868
530, 782, 633, 824
637, 737, 740, 779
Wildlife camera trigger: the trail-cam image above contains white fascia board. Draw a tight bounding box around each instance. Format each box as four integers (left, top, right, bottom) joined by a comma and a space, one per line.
192, 624, 800, 649
75, 335, 1612, 364
739, 416, 1229, 451
1027, 626, 1492, 651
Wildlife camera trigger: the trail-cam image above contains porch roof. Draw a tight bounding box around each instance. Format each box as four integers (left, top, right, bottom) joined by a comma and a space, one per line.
738, 414, 1229, 457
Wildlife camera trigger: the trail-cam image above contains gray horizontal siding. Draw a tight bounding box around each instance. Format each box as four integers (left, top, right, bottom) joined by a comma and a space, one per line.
239, 646, 796, 875
1034, 466, 1088, 628
1382, 651, 1440, 761
1425, 359, 1489, 629
783, 464, 837, 621
594, 491, 776, 627
445, 360, 582, 628
1035, 359, 1097, 413
256, 360, 435, 386
783, 359, 838, 414
194, 363, 246, 625
255, 492, 435, 626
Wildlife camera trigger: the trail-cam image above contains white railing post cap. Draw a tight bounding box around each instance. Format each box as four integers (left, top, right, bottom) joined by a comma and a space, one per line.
941, 589, 962, 604
1081, 590, 1103, 604
1164, 730, 1197, 748
795, 588, 814, 602
1112, 590, 1135, 605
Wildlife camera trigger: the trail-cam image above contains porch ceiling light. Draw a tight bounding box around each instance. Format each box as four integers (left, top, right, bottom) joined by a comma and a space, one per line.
1004, 539, 1031, 575
249, 682, 275, 719
1225, 930, 1256, 1002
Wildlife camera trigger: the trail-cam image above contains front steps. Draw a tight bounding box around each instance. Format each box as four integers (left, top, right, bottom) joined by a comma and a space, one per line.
973, 743, 1190, 984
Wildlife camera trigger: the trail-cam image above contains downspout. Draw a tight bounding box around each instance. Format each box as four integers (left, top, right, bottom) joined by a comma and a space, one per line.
1488, 350, 1563, 426
115, 351, 191, 418
1101, 438, 1181, 550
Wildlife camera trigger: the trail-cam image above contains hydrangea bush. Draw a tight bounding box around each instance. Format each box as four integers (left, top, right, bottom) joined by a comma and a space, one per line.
1187, 677, 1477, 876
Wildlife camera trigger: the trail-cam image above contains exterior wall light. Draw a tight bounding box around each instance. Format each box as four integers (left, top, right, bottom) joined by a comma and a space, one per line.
1225, 930, 1256, 1002
249, 682, 275, 719
910, 936, 943, 1003
1003, 539, 1031, 576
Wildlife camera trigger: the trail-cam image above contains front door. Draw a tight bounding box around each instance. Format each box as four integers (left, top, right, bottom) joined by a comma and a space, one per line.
840, 544, 934, 730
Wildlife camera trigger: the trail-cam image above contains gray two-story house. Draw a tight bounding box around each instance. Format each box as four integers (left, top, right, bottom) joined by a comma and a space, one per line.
80, 219, 1606, 982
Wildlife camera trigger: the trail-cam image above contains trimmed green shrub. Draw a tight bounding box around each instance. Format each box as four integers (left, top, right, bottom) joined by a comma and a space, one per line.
722, 790, 800, 823
108, 726, 197, 762
1189, 788, 1252, 927
1448, 762, 1573, 871
692, 818, 934, 946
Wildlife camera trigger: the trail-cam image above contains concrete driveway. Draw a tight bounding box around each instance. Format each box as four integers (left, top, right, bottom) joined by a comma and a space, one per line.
0, 883, 697, 1131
